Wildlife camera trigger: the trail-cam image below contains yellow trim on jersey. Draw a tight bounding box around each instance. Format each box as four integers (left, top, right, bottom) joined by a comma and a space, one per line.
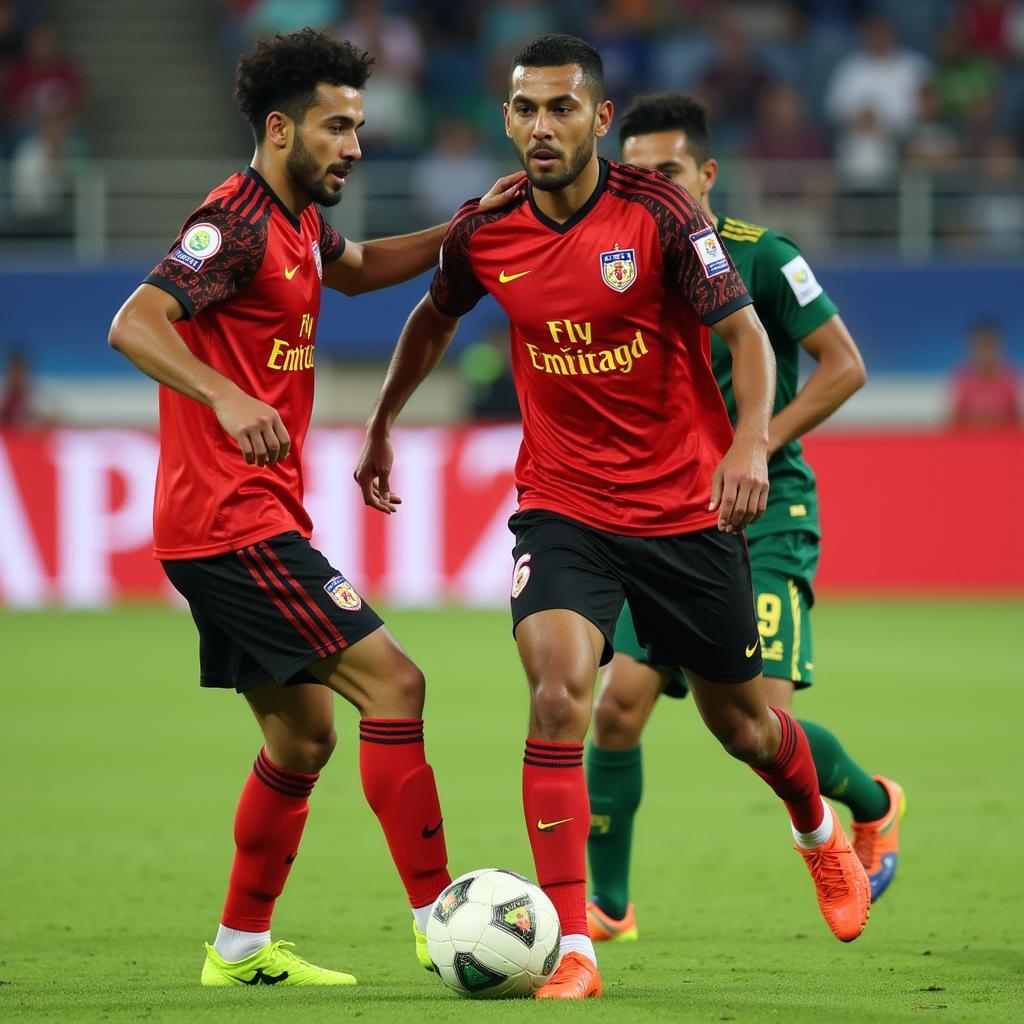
720, 232, 764, 245
721, 217, 766, 241
788, 579, 802, 683
721, 226, 765, 239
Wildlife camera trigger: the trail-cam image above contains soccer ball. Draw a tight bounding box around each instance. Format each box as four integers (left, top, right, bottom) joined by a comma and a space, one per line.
426, 868, 561, 998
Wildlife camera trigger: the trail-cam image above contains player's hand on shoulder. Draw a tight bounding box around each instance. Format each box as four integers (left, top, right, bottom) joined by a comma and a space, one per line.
709, 438, 769, 533
477, 171, 527, 211
354, 430, 402, 514
212, 388, 290, 467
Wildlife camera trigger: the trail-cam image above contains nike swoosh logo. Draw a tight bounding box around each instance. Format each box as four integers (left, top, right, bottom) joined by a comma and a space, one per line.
498, 270, 531, 283
284, 265, 299, 279
422, 819, 443, 839
745, 642, 760, 657
536, 817, 573, 831
284, 853, 296, 864
242, 968, 289, 985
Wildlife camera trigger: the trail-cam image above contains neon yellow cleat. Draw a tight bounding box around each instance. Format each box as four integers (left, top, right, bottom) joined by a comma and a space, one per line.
413, 919, 436, 972
200, 940, 357, 987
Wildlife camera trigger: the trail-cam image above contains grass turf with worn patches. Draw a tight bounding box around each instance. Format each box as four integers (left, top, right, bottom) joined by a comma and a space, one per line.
2, 600, 1021, 1022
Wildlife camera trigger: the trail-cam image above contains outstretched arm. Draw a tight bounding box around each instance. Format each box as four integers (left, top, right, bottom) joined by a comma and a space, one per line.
353, 294, 461, 512
708, 304, 776, 532
767, 314, 866, 454
324, 171, 525, 296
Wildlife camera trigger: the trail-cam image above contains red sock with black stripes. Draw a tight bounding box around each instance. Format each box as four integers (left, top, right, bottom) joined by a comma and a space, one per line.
751, 707, 824, 833
220, 748, 317, 934
359, 718, 451, 913
522, 739, 591, 939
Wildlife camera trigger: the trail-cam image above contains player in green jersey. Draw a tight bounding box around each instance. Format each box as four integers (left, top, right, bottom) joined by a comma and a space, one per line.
585, 94, 906, 943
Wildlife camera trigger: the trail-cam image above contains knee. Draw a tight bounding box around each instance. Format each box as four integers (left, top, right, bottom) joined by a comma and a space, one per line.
714, 714, 774, 765
531, 675, 591, 739
286, 727, 338, 774
371, 659, 425, 718
593, 690, 643, 748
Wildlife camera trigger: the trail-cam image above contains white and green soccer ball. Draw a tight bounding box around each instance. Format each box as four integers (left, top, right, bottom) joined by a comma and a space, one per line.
426, 868, 561, 998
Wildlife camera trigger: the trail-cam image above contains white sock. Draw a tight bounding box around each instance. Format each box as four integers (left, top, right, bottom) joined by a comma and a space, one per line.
792, 799, 834, 849
559, 933, 597, 966
213, 924, 271, 963
412, 904, 433, 935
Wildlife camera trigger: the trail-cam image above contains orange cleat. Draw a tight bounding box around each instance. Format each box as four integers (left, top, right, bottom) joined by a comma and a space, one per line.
534, 951, 602, 1000
796, 804, 871, 942
852, 776, 906, 902
586, 901, 639, 943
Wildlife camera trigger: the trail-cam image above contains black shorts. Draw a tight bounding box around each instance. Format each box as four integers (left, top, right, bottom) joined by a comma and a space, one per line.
508, 510, 762, 683
162, 532, 384, 693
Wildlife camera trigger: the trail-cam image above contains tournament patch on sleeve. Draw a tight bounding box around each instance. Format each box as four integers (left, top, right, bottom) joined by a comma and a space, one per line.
169, 222, 223, 272
780, 254, 824, 307
688, 227, 731, 278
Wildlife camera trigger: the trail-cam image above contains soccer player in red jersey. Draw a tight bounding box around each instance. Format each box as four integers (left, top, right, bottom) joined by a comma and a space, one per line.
355, 35, 870, 999
108, 29, 522, 987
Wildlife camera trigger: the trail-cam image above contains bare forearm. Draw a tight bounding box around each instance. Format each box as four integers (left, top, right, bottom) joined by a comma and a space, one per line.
367, 294, 458, 434
351, 224, 448, 294
768, 352, 865, 454
109, 305, 238, 407
729, 327, 775, 444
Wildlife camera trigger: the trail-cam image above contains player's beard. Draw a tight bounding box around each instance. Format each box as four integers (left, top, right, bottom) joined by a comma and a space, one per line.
518, 136, 595, 193
286, 131, 349, 207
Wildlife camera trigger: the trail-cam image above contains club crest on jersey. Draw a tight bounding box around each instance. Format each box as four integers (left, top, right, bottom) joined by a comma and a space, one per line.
324, 574, 362, 611
312, 241, 323, 280
689, 227, 730, 278
599, 248, 637, 292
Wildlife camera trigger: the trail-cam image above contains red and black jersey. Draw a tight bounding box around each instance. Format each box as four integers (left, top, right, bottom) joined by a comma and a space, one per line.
144, 167, 344, 558
430, 158, 752, 536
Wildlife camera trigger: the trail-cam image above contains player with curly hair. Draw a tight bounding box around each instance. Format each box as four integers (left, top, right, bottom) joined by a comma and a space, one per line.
109, 28, 521, 987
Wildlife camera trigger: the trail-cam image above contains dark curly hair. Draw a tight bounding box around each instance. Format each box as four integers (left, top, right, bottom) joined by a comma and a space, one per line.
509, 34, 605, 103
234, 28, 374, 143
618, 93, 712, 165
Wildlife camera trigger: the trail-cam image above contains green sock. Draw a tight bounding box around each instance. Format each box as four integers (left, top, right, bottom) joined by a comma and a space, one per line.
798, 719, 890, 822
586, 743, 643, 921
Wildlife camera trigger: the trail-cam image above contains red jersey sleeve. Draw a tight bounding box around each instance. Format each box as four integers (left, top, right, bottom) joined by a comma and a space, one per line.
316, 209, 345, 263
145, 203, 267, 319
429, 199, 489, 317
661, 200, 750, 325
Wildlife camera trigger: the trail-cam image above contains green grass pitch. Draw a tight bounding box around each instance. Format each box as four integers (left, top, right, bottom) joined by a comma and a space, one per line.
3, 599, 1021, 1022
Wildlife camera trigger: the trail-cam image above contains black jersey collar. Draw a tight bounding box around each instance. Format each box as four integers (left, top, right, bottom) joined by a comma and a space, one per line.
244, 166, 302, 232
527, 157, 610, 235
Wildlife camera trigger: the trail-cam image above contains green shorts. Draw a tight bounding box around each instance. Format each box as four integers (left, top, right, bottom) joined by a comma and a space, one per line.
614, 530, 819, 698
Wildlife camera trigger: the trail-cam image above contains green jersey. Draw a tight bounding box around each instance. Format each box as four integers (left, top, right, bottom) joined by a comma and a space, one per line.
711, 214, 838, 542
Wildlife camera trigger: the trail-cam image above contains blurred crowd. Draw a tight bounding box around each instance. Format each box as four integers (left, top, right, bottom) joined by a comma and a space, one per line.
2, 0, 1023, 245
0, 0, 85, 235
212, 1, 1024, 229
0, 1, 1019, 242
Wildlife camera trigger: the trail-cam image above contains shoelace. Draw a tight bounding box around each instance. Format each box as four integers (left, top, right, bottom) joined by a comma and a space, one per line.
267, 941, 322, 971
805, 849, 852, 900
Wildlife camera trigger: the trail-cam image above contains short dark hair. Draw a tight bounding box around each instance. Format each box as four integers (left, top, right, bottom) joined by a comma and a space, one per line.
235, 28, 374, 143
618, 93, 712, 165
509, 34, 605, 103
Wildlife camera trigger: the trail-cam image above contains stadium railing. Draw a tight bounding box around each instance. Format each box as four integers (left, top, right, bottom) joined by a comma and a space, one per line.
0, 158, 1021, 263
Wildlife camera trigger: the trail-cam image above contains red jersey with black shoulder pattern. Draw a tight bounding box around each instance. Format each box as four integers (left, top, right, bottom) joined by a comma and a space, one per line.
144, 167, 344, 558
430, 159, 751, 536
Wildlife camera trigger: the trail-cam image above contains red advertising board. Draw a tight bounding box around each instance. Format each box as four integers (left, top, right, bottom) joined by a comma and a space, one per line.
1, 426, 1021, 607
